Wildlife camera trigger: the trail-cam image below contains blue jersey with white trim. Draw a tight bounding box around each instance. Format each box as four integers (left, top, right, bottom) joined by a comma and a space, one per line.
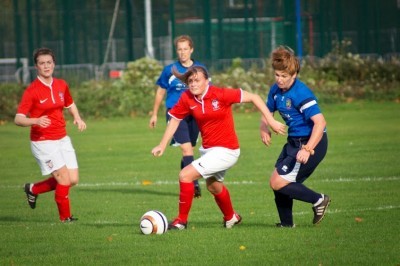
266, 79, 323, 137
156, 60, 207, 109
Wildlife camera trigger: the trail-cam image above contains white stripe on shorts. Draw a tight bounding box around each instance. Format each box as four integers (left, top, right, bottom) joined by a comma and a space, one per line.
280, 161, 301, 182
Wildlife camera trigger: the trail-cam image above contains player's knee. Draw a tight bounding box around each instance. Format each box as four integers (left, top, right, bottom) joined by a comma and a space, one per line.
178, 171, 191, 183
70, 177, 79, 186
52, 168, 72, 186
269, 176, 283, 191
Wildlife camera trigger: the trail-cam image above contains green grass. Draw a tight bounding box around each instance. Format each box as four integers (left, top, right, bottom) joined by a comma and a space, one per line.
1, 102, 399, 265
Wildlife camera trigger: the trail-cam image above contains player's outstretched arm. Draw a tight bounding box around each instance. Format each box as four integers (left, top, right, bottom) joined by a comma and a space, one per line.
241, 90, 286, 135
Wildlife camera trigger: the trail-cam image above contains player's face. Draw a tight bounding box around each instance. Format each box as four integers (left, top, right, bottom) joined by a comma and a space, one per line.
176, 41, 193, 64
35, 55, 55, 80
274, 70, 296, 91
187, 73, 208, 98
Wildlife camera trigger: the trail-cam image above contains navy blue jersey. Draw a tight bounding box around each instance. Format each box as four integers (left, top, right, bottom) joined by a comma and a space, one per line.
266, 79, 325, 137
156, 60, 207, 109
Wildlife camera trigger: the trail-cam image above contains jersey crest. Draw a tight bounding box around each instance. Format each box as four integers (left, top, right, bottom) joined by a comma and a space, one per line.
285, 98, 292, 109
212, 99, 220, 111
59, 91, 65, 102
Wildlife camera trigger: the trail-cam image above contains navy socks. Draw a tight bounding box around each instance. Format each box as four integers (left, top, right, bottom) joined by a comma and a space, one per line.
277, 183, 321, 204
274, 190, 294, 226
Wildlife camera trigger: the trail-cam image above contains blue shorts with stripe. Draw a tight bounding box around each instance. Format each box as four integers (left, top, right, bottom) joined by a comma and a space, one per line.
275, 133, 328, 183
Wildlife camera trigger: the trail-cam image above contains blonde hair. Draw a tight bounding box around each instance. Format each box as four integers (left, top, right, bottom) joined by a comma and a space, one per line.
271, 46, 300, 75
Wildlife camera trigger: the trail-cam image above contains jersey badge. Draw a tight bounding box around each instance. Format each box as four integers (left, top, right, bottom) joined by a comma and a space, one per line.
285, 98, 292, 109
212, 99, 220, 111
59, 92, 64, 102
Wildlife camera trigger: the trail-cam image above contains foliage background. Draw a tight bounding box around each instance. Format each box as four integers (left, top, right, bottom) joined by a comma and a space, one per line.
1, 46, 399, 120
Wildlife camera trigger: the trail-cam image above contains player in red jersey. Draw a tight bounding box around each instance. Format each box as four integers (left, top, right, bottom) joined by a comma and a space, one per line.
15, 47, 86, 222
151, 65, 286, 230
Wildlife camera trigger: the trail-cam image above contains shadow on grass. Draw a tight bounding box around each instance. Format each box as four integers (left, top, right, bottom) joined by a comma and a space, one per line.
77, 187, 177, 197
0, 216, 24, 222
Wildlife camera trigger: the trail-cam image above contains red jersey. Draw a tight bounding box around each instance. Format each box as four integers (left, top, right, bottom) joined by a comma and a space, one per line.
16, 77, 74, 141
169, 85, 242, 149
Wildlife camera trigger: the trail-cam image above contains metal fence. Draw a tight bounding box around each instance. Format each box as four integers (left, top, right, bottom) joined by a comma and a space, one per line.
1, 0, 399, 84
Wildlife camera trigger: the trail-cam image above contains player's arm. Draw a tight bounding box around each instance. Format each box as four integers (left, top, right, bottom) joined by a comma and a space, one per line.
149, 87, 166, 128
151, 117, 180, 157
241, 90, 286, 135
14, 114, 51, 128
296, 113, 326, 164
259, 115, 272, 147
67, 103, 87, 132
303, 113, 326, 151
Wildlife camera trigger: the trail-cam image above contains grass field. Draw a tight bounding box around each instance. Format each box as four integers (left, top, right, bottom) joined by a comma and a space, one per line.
1, 102, 399, 265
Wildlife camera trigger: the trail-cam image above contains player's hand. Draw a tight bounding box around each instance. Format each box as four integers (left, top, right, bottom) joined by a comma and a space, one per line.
35, 115, 51, 128
260, 130, 272, 146
74, 119, 87, 132
149, 115, 157, 129
270, 120, 286, 135
296, 149, 310, 164
151, 146, 164, 157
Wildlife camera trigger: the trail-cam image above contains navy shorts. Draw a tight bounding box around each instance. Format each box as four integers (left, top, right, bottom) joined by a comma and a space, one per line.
275, 133, 328, 183
166, 110, 199, 147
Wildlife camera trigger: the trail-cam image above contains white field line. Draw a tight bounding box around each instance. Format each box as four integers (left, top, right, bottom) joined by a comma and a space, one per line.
289, 205, 400, 218
1, 176, 399, 189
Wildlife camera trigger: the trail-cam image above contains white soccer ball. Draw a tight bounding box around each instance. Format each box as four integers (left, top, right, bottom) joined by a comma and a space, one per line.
139, 210, 168, 235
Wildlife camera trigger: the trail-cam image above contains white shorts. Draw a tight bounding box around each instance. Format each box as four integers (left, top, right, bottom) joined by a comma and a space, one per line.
192, 146, 240, 181
30, 136, 78, 176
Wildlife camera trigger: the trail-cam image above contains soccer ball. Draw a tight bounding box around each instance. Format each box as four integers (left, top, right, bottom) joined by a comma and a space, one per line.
139, 210, 168, 235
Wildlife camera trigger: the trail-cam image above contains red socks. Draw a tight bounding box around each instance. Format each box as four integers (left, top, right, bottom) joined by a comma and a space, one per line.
55, 184, 71, 221
214, 185, 235, 221
31, 177, 57, 195
177, 181, 194, 222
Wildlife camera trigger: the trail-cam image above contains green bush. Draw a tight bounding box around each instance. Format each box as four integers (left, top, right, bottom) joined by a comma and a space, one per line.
301, 40, 400, 102
0, 83, 25, 121
74, 57, 163, 118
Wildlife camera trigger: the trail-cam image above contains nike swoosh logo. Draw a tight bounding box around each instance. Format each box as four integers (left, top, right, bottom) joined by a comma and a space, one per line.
40, 98, 48, 104
190, 106, 197, 109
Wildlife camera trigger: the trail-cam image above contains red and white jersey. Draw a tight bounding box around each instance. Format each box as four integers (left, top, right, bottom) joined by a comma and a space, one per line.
16, 77, 74, 141
169, 85, 243, 149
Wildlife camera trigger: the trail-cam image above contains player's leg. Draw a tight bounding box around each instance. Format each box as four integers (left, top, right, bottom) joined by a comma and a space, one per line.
24, 139, 66, 209
206, 177, 242, 228
47, 136, 78, 222
187, 115, 201, 198
174, 116, 201, 198
271, 134, 330, 225
273, 190, 294, 227
168, 164, 201, 230
195, 147, 241, 228
51, 166, 75, 221
24, 176, 57, 209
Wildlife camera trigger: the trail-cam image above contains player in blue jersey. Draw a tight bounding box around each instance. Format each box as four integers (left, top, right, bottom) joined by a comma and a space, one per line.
260, 46, 330, 227
149, 35, 206, 198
